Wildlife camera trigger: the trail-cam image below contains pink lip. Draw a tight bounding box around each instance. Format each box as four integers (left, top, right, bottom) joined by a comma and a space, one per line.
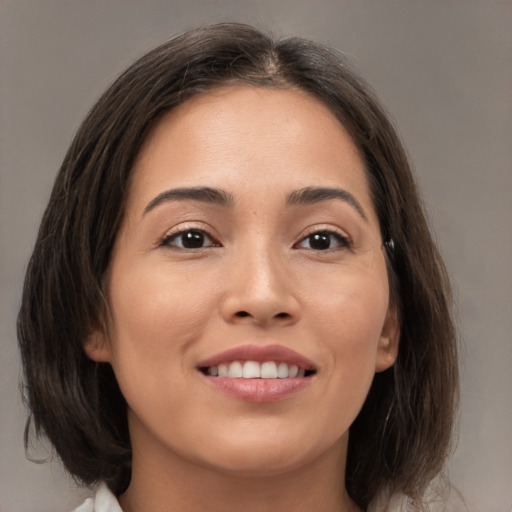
201, 377, 312, 403
197, 344, 316, 403
197, 344, 316, 370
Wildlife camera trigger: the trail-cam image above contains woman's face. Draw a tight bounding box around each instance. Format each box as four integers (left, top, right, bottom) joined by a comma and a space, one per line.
87, 86, 398, 478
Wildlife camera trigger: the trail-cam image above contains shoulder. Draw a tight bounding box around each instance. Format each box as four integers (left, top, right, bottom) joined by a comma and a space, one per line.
70, 483, 122, 512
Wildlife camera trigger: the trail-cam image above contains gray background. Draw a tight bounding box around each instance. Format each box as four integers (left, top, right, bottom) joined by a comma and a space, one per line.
1, 1, 511, 511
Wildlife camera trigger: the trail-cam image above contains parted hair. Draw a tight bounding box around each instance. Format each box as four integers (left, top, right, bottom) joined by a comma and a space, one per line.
18, 23, 458, 510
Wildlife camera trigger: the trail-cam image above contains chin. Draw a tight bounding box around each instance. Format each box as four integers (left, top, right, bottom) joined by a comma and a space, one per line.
194, 427, 346, 478
204, 450, 312, 478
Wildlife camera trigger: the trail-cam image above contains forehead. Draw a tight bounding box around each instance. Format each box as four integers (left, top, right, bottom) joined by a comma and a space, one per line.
137, 84, 361, 163
129, 85, 374, 218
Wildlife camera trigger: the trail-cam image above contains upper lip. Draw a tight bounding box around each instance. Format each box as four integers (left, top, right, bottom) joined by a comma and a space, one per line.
197, 344, 316, 370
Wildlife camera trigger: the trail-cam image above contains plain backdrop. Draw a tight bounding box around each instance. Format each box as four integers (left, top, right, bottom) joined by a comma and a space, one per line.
1, 1, 511, 511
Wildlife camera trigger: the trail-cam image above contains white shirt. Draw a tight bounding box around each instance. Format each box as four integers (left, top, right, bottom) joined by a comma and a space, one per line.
71, 482, 465, 512
72, 483, 122, 512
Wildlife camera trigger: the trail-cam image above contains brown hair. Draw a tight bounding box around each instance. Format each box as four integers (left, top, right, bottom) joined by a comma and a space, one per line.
18, 23, 458, 509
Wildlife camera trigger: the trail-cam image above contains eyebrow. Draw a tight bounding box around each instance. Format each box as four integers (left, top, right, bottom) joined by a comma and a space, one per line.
143, 186, 235, 215
286, 187, 368, 221
143, 185, 367, 221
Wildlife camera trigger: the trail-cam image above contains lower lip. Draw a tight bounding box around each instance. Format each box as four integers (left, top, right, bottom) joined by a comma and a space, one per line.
201, 375, 312, 403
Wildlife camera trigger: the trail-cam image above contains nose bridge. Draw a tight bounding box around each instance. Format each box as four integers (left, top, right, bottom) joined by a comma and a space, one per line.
244, 242, 284, 296
221, 234, 299, 325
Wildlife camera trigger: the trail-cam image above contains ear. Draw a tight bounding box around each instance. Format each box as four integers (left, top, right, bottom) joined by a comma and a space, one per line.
375, 307, 400, 373
84, 329, 112, 363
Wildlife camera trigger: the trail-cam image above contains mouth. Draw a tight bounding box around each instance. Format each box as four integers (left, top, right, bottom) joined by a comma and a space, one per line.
196, 344, 317, 402
199, 360, 316, 379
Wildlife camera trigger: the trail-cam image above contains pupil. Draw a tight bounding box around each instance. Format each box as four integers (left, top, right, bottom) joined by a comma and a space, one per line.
310, 233, 330, 250
182, 231, 204, 248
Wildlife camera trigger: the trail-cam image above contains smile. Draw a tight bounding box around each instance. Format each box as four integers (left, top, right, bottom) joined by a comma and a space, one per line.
197, 344, 317, 402
200, 361, 315, 378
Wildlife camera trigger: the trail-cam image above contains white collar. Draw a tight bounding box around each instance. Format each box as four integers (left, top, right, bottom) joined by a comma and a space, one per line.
72, 482, 122, 512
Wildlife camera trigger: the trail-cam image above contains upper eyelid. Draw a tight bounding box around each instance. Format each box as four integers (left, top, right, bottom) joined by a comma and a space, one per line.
297, 231, 351, 245
162, 222, 217, 238
295, 226, 355, 251
158, 222, 353, 246
164, 228, 213, 241
159, 224, 221, 247
297, 225, 352, 242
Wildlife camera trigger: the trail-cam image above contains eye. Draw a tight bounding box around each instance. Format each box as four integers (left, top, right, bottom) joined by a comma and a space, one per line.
295, 230, 351, 251
162, 229, 219, 249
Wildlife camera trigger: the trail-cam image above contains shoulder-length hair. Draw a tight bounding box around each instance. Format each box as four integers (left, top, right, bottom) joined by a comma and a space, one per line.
18, 22, 458, 510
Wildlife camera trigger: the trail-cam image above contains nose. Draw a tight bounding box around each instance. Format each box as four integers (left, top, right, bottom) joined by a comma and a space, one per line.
220, 245, 301, 328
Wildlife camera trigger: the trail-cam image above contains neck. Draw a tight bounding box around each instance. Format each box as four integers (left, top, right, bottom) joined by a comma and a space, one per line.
119, 428, 360, 512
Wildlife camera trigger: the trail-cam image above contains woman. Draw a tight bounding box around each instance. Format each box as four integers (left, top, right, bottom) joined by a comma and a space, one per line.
18, 23, 459, 512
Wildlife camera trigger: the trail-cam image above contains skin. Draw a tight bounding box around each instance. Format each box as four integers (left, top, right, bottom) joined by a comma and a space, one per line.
86, 85, 399, 512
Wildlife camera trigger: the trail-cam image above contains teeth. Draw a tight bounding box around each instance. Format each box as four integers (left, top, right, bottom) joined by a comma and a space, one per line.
277, 362, 288, 378
261, 361, 277, 378
228, 361, 243, 378
206, 361, 310, 379
218, 363, 228, 377
242, 361, 261, 378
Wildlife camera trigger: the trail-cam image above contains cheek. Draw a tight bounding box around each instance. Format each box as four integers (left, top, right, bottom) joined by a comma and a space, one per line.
305, 267, 390, 392
104, 261, 218, 390
306, 261, 390, 339
324, 291, 386, 381
110, 259, 217, 336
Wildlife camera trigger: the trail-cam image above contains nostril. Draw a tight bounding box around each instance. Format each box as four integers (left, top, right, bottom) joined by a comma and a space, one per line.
232, 311, 292, 321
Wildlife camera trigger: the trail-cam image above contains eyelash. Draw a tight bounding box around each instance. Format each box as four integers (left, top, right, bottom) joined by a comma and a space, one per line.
160, 228, 220, 250
293, 230, 352, 252
160, 227, 352, 252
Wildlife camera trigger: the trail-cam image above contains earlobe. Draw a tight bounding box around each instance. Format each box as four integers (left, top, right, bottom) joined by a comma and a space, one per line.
84, 330, 112, 363
375, 308, 400, 373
